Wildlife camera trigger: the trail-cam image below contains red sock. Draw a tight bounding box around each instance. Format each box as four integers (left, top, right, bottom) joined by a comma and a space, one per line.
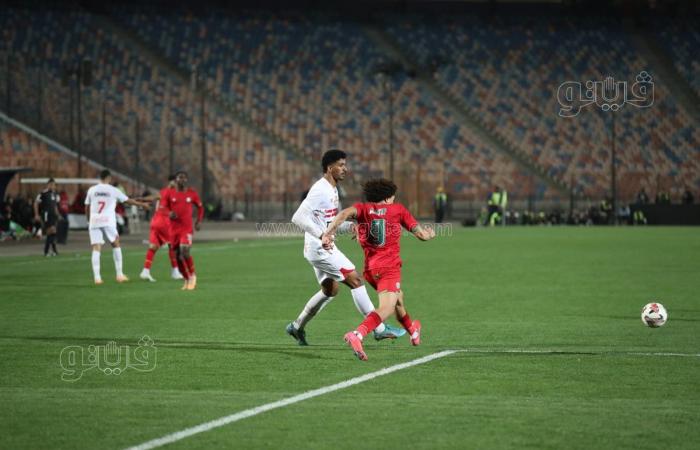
398, 313, 413, 332
168, 247, 178, 269
356, 311, 382, 338
177, 257, 190, 280
144, 248, 156, 269
186, 256, 195, 276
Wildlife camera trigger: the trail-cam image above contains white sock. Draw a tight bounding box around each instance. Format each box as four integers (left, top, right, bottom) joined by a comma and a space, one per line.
294, 290, 333, 330
141, 268, 150, 275
91, 250, 101, 280
350, 285, 386, 333
113, 247, 124, 277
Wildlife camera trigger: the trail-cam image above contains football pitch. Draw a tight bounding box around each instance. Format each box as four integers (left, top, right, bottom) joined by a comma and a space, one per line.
1, 227, 699, 449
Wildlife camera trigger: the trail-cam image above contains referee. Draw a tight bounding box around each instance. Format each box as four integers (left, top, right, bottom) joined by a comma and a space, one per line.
34, 178, 61, 256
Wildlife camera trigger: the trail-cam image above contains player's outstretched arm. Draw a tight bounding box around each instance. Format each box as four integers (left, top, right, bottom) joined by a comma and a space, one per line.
411, 224, 436, 241
124, 198, 151, 210
194, 196, 204, 231
322, 206, 357, 249
134, 193, 160, 203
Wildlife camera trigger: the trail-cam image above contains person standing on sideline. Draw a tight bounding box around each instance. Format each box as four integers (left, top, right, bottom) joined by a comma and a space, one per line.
487, 186, 507, 226
34, 178, 61, 256
434, 186, 447, 223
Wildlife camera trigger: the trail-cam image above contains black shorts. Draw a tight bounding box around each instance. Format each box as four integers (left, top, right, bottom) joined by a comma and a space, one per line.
43, 213, 58, 231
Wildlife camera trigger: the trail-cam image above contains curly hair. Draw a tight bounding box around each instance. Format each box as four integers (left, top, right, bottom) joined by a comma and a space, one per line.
362, 178, 397, 203
321, 149, 347, 172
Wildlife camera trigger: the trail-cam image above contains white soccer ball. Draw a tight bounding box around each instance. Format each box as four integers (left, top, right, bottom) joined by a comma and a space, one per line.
641, 302, 668, 328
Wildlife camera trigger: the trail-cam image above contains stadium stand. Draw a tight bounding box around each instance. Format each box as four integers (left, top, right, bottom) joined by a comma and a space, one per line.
117, 10, 548, 207
1, 5, 697, 218
384, 14, 700, 201
0, 8, 317, 216
654, 18, 700, 97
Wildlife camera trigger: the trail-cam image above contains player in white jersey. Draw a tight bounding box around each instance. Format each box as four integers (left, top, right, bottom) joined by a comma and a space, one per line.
286, 149, 406, 345
85, 170, 149, 284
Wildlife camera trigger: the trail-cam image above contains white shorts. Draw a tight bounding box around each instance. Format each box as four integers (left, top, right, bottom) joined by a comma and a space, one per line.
89, 226, 119, 245
308, 249, 356, 284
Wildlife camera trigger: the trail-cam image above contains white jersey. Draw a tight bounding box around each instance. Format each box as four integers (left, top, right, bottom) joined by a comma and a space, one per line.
85, 183, 128, 229
292, 177, 340, 261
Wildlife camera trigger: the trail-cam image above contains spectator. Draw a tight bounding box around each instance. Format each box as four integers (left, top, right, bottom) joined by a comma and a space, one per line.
617, 204, 631, 225
57, 190, 70, 244
487, 185, 507, 226
71, 188, 86, 214
433, 186, 447, 223
599, 198, 613, 224
636, 188, 650, 205
681, 188, 694, 205
655, 190, 671, 205
633, 209, 647, 225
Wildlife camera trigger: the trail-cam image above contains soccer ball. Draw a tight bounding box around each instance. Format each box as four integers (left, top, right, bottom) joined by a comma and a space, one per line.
641, 302, 668, 328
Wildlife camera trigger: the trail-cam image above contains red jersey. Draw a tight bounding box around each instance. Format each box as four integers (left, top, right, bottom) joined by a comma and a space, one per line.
151, 187, 173, 226
163, 188, 203, 232
354, 202, 418, 270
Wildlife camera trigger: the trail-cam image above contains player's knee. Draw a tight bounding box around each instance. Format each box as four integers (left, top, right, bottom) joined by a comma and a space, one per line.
148, 243, 158, 250
343, 271, 363, 289
321, 279, 339, 297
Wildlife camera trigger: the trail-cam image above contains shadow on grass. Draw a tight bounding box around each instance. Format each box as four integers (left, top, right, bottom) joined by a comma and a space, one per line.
0, 335, 335, 359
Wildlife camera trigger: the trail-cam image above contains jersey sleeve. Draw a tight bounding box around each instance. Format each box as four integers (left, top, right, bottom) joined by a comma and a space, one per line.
400, 204, 419, 231
162, 191, 172, 211
291, 187, 325, 237
353, 202, 367, 223
84, 188, 92, 205
115, 187, 129, 203
193, 191, 204, 222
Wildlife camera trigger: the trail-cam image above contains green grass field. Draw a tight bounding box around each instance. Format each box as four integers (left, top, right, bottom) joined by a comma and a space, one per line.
1, 227, 699, 449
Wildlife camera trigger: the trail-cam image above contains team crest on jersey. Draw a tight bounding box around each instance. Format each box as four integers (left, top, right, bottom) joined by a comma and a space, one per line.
369, 207, 387, 215
186, 197, 191, 203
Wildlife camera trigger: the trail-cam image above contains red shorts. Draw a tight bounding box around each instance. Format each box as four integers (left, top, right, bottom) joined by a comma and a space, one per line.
149, 219, 171, 247
363, 266, 402, 293
170, 228, 193, 247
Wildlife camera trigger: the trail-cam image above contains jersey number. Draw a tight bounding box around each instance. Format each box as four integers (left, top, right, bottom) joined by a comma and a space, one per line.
97, 201, 106, 213
369, 219, 386, 247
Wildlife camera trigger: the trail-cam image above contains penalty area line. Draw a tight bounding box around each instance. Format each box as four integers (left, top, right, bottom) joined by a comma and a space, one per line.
124, 350, 457, 450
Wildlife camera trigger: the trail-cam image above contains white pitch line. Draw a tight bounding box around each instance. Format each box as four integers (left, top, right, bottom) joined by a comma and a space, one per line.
123, 346, 699, 450
455, 348, 700, 357
124, 350, 457, 450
